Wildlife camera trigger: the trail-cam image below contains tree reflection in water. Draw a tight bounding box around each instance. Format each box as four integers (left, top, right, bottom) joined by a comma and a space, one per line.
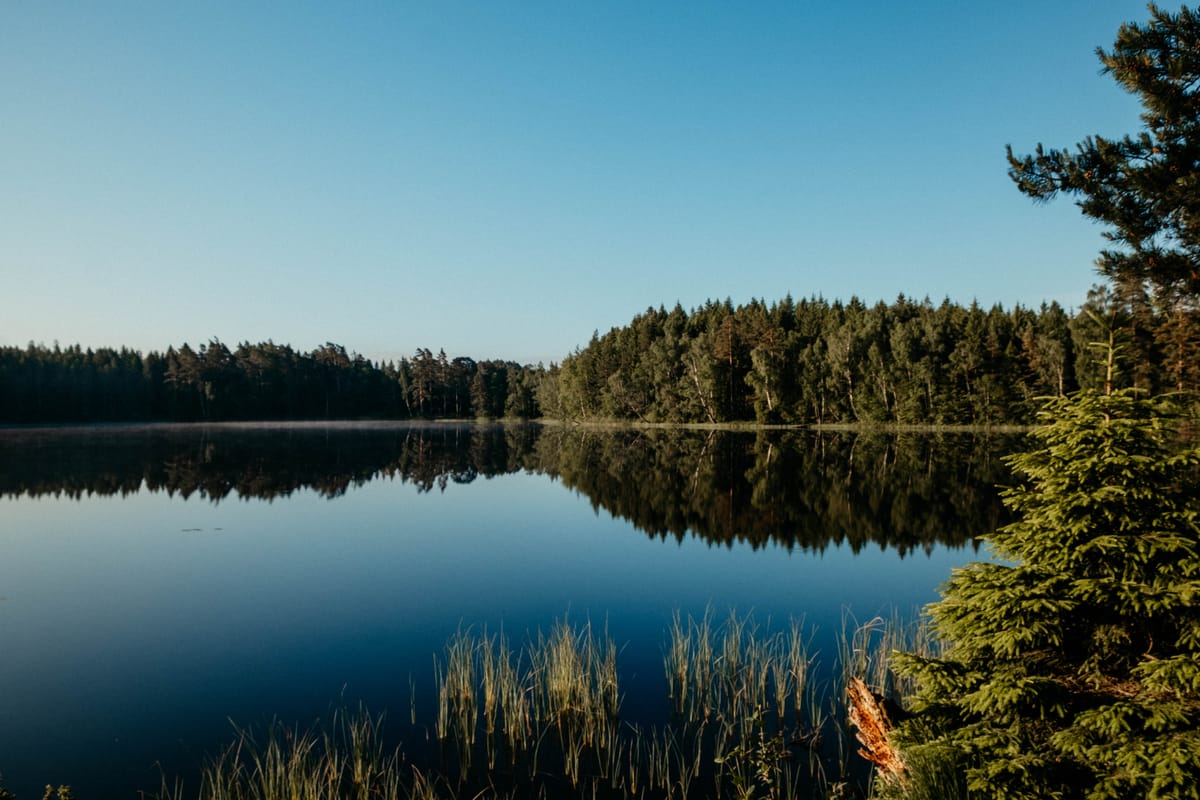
0, 423, 1018, 555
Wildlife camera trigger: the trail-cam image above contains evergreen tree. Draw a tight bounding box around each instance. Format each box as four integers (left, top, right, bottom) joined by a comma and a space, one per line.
1031, 301, 1075, 398
1007, 4, 1200, 303
895, 389, 1200, 800
1154, 290, 1200, 393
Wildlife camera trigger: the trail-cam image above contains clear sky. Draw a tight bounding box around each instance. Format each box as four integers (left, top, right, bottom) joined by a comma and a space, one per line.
1, 1, 1156, 365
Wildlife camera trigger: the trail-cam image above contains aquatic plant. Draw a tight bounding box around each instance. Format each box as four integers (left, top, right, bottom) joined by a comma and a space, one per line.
196, 710, 406, 800
422, 611, 859, 799
66, 608, 937, 800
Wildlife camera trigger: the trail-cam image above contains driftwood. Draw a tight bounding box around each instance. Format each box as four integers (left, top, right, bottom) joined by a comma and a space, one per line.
846, 677, 907, 783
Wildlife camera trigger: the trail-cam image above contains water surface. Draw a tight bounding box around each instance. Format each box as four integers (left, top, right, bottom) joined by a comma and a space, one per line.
0, 423, 1018, 798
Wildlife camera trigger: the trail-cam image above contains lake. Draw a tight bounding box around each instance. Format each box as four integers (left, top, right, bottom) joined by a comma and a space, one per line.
0, 423, 1020, 799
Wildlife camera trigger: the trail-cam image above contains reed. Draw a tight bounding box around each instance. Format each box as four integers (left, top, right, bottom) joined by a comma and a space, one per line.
151, 607, 937, 800
428, 617, 623, 791
838, 609, 938, 701
863, 726, 966, 800
665, 612, 690, 718
835, 610, 948, 800
194, 712, 406, 800
655, 610, 825, 800
496, 634, 531, 754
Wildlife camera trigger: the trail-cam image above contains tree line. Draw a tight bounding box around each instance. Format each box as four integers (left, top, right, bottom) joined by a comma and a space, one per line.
546, 288, 1199, 425
4, 0, 1198, 435
0, 340, 546, 424
3, 282, 1196, 426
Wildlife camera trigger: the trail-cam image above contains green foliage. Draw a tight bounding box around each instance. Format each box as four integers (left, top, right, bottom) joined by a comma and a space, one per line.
1008, 4, 1200, 303
1008, 3, 1200, 400
867, 721, 966, 800
895, 389, 1200, 800
554, 296, 1099, 425
0, 340, 549, 423
2, 294, 1193, 426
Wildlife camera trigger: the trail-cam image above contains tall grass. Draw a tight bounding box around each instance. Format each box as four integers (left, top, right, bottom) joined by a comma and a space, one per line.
188, 709, 406, 800
837, 609, 939, 702
430, 618, 622, 789
834, 611, 955, 800
129, 609, 938, 800
426, 611, 831, 799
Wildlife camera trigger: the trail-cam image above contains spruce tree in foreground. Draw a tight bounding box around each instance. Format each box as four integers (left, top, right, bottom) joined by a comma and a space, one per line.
893, 390, 1200, 800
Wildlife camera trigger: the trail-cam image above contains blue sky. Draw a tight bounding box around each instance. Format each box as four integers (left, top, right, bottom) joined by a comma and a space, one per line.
1, 1, 1154, 365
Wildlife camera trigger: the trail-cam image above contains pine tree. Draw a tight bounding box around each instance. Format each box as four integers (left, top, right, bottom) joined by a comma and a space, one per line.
894, 389, 1200, 800
1007, 4, 1200, 303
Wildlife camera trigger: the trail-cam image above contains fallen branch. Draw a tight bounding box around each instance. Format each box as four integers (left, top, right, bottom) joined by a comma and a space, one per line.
847, 677, 906, 784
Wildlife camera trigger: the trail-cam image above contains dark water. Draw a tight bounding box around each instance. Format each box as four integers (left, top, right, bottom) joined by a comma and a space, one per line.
0, 423, 1020, 798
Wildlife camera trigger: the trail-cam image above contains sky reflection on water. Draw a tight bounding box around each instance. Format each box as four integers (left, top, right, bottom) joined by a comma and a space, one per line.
0, 427, 1004, 798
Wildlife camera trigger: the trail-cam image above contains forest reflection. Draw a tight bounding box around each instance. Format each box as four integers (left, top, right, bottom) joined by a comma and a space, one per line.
0, 423, 1020, 554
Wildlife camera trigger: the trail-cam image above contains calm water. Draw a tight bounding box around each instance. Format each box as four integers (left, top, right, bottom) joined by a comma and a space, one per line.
0, 423, 1019, 798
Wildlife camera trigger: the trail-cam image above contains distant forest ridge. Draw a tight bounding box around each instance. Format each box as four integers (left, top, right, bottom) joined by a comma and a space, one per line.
2, 291, 1197, 425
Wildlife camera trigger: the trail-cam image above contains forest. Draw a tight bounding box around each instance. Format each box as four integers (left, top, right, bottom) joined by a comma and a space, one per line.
2, 284, 1195, 426
0, 340, 543, 424
548, 287, 1197, 425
